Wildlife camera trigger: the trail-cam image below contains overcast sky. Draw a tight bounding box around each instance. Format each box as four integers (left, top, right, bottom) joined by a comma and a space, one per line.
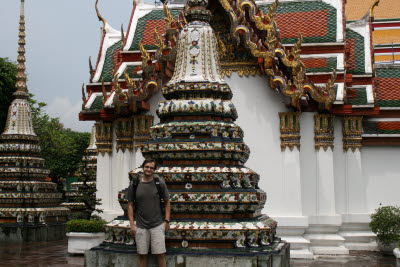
0, 0, 139, 132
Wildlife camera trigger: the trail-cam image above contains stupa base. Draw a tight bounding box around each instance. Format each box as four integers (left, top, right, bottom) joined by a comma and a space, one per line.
85, 239, 290, 267
0, 222, 66, 243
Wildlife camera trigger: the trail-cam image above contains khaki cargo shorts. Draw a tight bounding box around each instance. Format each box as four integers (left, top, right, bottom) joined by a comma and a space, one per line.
135, 223, 166, 255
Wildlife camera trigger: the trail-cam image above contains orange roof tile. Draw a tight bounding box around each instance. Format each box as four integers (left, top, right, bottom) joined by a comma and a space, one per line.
346, 0, 400, 21
375, 54, 400, 62
373, 29, 400, 45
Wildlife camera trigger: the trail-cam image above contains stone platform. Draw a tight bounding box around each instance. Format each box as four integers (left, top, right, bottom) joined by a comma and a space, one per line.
0, 222, 66, 243
85, 240, 290, 267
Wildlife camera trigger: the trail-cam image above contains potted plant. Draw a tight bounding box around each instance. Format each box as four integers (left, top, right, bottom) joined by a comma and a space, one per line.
370, 205, 400, 254
393, 239, 400, 266
66, 162, 106, 254
66, 219, 107, 254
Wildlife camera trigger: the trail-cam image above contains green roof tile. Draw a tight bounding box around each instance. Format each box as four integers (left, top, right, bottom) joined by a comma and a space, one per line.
376, 68, 400, 78
87, 95, 103, 111
376, 99, 400, 107
119, 65, 142, 79
99, 40, 122, 82
346, 87, 368, 106
130, 10, 181, 51
346, 29, 365, 75
363, 121, 400, 135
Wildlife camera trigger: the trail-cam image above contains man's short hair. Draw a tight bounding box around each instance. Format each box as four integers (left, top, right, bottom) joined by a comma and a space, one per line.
141, 158, 157, 169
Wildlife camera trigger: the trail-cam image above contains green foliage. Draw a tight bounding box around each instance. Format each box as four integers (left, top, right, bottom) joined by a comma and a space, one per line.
370, 205, 400, 245
0, 59, 90, 194
66, 219, 107, 233
0, 58, 17, 133
27, 94, 90, 184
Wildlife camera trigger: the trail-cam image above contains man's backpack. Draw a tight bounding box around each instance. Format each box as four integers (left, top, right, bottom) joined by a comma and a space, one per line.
130, 176, 165, 214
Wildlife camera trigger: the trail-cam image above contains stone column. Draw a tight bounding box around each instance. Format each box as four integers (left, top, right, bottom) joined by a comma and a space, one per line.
94, 122, 117, 221
115, 118, 135, 205
304, 114, 348, 255
275, 112, 312, 259
338, 116, 377, 250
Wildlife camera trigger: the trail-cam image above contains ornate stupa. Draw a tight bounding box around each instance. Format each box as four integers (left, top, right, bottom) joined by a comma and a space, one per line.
104, 0, 286, 255
0, 0, 69, 241
62, 126, 97, 215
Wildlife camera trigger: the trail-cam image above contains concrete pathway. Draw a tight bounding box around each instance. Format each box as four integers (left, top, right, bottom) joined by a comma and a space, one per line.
0, 239, 396, 266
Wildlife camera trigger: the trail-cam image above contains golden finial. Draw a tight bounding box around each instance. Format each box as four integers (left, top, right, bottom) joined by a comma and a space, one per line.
291, 33, 303, 61
95, 0, 106, 29
124, 70, 134, 89
101, 78, 107, 105
181, 10, 188, 25
121, 24, 125, 49
154, 28, 166, 53
89, 57, 94, 83
266, 0, 278, 23
82, 83, 87, 109
369, 0, 381, 18
326, 69, 337, 95
139, 40, 151, 66
163, 1, 174, 29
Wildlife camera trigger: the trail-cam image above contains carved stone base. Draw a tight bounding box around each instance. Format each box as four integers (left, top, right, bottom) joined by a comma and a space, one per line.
85, 240, 290, 267
0, 222, 66, 243
275, 216, 313, 259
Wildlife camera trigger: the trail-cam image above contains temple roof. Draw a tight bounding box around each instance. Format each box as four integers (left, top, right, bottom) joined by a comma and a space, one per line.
79, 0, 400, 145
259, 1, 339, 44
375, 65, 400, 108
346, 0, 400, 21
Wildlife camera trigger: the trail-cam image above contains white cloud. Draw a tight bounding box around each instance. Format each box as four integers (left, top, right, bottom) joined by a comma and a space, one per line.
45, 97, 93, 132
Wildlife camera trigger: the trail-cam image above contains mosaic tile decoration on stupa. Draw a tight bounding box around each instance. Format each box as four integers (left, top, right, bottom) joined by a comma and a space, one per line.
0, 1, 69, 225
103, 0, 284, 251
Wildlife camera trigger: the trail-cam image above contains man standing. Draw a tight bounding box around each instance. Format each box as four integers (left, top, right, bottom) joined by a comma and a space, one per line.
128, 158, 171, 267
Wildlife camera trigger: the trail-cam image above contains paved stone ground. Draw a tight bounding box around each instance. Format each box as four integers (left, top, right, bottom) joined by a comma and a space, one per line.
0, 239, 396, 266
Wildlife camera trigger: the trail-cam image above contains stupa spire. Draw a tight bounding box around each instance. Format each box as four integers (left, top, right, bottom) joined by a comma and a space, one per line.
2, 0, 34, 136
15, 0, 28, 96
0, 0, 69, 238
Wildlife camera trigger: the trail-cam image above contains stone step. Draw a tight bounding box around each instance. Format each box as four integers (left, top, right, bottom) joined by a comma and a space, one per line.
311, 245, 349, 255
305, 234, 345, 246
290, 248, 315, 259
339, 231, 376, 243
280, 236, 310, 250
344, 242, 378, 251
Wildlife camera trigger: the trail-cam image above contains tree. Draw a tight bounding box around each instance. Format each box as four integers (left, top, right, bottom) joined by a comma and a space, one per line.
73, 160, 102, 220
0, 58, 91, 191
28, 94, 91, 187
0, 58, 17, 133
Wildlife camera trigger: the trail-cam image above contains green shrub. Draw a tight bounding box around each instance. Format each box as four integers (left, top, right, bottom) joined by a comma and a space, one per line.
66, 219, 107, 233
370, 205, 400, 246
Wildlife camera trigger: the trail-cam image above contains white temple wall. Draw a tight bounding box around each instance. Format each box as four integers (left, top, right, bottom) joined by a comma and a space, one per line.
225, 73, 289, 215
97, 153, 114, 218
333, 118, 346, 215
299, 113, 317, 217
362, 146, 400, 210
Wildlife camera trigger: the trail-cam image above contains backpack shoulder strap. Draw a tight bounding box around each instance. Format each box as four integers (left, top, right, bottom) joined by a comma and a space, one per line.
131, 176, 140, 202
153, 177, 164, 199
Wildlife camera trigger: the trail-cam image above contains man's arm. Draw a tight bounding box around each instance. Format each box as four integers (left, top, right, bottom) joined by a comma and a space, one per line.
164, 199, 171, 231
128, 201, 135, 234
